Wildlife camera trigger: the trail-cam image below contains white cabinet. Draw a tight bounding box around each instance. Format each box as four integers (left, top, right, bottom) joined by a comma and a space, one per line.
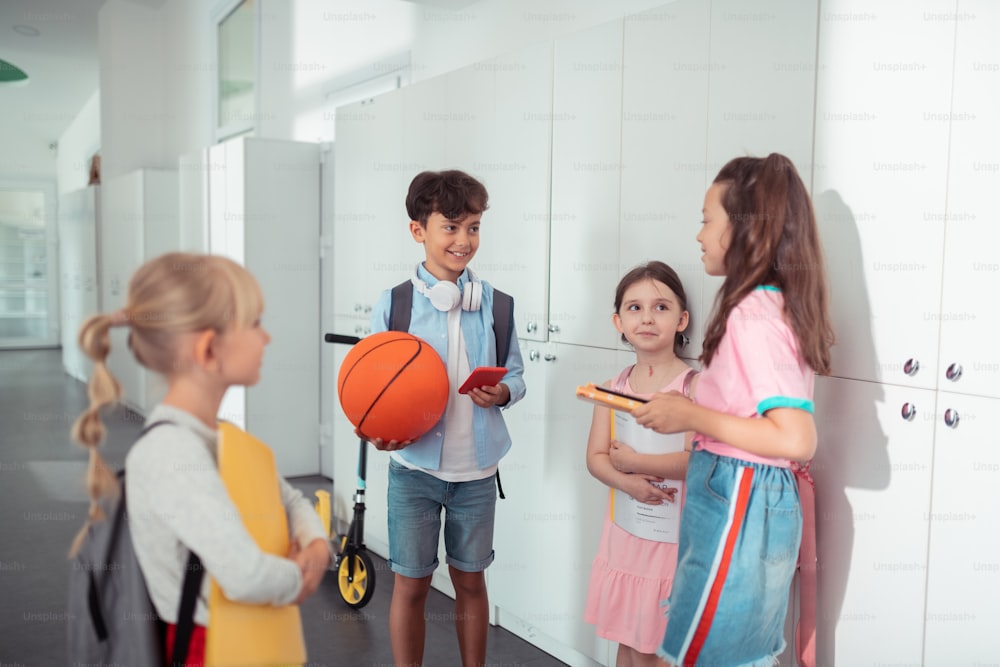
58, 185, 101, 382
705, 0, 821, 321
548, 20, 624, 350
332, 89, 408, 337
492, 342, 620, 667
202, 137, 321, 476
813, 0, 955, 389
936, 0, 1000, 400
466, 43, 554, 343
100, 169, 178, 415
812, 376, 935, 666
924, 392, 1000, 663
619, 3, 711, 359
705, 0, 819, 180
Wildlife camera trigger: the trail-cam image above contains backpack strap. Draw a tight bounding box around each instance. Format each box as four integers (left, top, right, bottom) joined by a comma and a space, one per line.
482, 288, 514, 501
391, 279, 516, 368
129, 420, 205, 665
491, 288, 514, 368
389, 280, 413, 332
392, 282, 515, 499
172, 551, 204, 665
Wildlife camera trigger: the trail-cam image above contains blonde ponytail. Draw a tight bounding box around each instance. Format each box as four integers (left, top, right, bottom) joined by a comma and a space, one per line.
68, 312, 124, 556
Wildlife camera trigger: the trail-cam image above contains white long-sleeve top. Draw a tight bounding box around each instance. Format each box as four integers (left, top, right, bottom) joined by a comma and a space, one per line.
125, 404, 328, 626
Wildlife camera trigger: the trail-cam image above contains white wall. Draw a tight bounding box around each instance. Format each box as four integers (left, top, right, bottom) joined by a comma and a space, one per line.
262, 0, 418, 142
56, 91, 100, 197
94, 0, 683, 163
98, 0, 169, 180
160, 0, 216, 162
409, 0, 670, 81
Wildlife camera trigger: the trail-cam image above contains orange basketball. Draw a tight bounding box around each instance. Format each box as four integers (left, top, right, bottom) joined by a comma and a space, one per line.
337, 331, 449, 443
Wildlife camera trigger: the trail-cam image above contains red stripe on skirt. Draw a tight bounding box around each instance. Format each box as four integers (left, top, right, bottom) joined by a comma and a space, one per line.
685, 467, 755, 666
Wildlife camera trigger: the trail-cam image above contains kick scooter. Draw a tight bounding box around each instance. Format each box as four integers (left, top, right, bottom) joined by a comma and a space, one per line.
321, 332, 376, 608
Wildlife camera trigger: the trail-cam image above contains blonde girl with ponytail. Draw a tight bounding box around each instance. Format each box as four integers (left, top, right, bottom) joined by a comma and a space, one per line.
70, 252, 330, 665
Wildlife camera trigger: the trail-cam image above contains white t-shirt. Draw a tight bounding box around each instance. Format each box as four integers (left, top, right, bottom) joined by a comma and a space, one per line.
391, 306, 496, 481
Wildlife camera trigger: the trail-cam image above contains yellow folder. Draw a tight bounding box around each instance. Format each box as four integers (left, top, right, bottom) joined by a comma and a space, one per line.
206, 422, 307, 667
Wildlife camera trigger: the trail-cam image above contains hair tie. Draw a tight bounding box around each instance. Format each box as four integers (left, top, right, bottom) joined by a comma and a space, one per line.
110, 309, 130, 327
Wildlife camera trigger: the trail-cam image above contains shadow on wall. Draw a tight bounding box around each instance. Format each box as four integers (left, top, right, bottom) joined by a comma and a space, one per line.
811, 189, 890, 667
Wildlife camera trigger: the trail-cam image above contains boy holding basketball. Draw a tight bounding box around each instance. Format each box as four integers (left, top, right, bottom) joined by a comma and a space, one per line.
368, 169, 525, 667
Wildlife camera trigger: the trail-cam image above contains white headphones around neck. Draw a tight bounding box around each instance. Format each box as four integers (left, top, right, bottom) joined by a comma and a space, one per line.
411, 263, 482, 312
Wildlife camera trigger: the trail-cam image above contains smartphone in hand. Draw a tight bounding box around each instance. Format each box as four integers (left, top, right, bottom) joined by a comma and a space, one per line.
458, 367, 507, 394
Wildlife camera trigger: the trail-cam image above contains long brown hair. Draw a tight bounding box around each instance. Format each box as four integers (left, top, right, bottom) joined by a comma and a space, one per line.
700, 154, 834, 374
69, 252, 263, 554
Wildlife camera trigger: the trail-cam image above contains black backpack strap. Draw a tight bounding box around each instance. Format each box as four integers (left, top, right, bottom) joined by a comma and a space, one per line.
171, 551, 204, 666
130, 419, 204, 665
492, 288, 514, 367
389, 280, 413, 332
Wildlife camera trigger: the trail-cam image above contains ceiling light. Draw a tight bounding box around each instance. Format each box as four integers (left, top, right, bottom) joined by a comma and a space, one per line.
13, 24, 41, 37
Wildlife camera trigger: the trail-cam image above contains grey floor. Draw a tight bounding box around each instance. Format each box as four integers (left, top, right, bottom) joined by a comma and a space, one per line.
0, 349, 564, 666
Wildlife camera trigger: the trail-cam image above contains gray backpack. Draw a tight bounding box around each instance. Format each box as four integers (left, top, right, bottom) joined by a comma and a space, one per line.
67, 421, 203, 665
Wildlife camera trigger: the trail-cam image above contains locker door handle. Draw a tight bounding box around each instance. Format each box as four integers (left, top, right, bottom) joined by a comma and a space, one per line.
900, 402, 916, 421
945, 363, 963, 382
943, 408, 960, 429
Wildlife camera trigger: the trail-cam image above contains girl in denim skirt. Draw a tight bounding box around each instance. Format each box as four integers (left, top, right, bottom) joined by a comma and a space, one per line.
632, 154, 834, 667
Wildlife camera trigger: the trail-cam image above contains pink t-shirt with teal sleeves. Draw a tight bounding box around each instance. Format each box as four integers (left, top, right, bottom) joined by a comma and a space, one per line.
692, 286, 815, 468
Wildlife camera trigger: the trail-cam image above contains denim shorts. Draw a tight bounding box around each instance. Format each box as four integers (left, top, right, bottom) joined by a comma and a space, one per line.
386, 459, 497, 578
659, 449, 801, 667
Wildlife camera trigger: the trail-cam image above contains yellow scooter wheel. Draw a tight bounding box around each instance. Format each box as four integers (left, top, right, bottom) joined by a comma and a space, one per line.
338, 551, 376, 608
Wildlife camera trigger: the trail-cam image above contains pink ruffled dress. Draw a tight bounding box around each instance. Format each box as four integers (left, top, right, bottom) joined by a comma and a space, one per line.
583, 365, 692, 654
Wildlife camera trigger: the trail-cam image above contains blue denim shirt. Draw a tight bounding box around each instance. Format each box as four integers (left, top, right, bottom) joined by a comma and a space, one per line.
369, 264, 526, 471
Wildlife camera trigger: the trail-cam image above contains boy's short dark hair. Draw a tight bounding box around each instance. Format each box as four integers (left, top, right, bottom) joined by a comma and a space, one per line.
405, 170, 489, 225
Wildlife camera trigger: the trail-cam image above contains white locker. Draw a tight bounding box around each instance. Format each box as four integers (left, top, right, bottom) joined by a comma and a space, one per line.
705, 0, 819, 182
491, 342, 619, 666
333, 89, 409, 336
470, 42, 554, 343
548, 20, 625, 350
937, 0, 1000, 400
812, 376, 935, 666
619, 2, 712, 360
203, 137, 322, 476
813, 0, 955, 389
924, 392, 1000, 663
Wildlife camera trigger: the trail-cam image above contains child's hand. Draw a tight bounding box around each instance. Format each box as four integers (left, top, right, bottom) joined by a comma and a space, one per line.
622, 474, 675, 505
609, 440, 637, 473
632, 391, 691, 434
468, 382, 510, 408
292, 537, 332, 604
356, 428, 413, 451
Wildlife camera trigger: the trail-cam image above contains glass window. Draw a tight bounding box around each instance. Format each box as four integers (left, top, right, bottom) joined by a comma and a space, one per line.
218, 0, 255, 138
0, 188, 55, 346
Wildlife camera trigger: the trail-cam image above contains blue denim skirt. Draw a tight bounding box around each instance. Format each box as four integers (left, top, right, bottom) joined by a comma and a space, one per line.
659, 449, 801, 667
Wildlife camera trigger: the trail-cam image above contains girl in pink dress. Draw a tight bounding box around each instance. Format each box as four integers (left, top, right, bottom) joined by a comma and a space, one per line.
584, 261, 696, 666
